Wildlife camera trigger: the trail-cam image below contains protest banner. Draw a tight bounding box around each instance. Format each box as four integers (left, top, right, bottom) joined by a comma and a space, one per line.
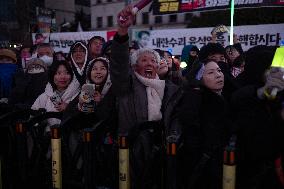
153, 0, 284, 15
132, 23, 284, 55
32, 31, 116, 53
32, 24, 283, 55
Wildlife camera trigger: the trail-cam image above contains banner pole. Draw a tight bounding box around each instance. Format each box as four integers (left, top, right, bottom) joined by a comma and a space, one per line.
119, 136, 130, 189
230, 0, 235, 45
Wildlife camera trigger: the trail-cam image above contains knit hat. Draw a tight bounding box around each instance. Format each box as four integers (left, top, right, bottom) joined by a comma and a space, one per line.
130, 48, 160, 66
199, 43, 225, 62
0, 49, 17, 63
240, 45, 276, 86
26, 58, 47, 72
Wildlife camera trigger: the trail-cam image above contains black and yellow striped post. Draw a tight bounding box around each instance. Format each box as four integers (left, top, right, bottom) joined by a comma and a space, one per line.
166, 141, 177, 189
15, 121, 28, 184
167, 142, 177, 156
118, 136, 130, 189
83, 128, 94, 189
51, 125, 62, 189
223, 136, 237, 189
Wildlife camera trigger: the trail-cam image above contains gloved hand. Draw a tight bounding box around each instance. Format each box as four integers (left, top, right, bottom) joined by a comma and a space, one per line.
0, 98, 8, 104
78, 84, 96, 112
257, 68, 284, 100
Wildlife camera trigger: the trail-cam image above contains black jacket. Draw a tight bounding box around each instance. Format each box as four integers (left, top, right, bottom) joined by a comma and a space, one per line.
9, 71, 48, 107
231, 85, 284, 189
178, 86, 233, 189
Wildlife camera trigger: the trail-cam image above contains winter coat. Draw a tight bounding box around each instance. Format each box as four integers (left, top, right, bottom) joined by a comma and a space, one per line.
217, 61, 242, 101
110, 34, 182, 189
62, 57, 115, 129
231, 85, 284, 189
31, 78, 80, 131
0, 63, 18, 99
9, 70, 48, 107
110, 35, 181, 135
61, 83, 116, 130
178, 86, 233, 189
60, 68, 117, 188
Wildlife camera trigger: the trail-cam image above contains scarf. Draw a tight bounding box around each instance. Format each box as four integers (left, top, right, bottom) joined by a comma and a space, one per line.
0, 63, 17, 98
135, 72, 165, 121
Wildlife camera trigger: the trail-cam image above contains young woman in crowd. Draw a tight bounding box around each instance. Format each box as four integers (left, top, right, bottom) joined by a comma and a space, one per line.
155, 49, 183, 85
82, 57, 116, 189
78, 57, 114, 119
31, 60, 80, 131
178, 59, 233, 189
61, 56, 117, 189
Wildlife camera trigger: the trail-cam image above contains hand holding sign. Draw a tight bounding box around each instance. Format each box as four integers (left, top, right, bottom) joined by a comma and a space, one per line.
257, 47, 284, 100
211, 25, 229, 37
117, 5, 135, 35
117, 0, 152, 35
119, 0, 152, 22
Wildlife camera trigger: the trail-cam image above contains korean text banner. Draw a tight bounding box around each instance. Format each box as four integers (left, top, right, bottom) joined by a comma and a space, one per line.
153, 0, 284, 15
131, 23, 284, 55
32, 31, 114, 53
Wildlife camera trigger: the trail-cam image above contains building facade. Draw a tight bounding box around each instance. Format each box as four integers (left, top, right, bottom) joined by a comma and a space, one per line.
90, 0, 194, 31
45, 0, 76, 25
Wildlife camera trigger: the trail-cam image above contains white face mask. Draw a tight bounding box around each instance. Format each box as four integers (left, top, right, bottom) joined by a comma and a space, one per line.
39, 55, 53, 66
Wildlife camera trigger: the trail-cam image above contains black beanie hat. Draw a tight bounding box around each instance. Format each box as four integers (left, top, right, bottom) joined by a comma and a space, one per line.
199, 43, 225, 62
240, 45, 276, 86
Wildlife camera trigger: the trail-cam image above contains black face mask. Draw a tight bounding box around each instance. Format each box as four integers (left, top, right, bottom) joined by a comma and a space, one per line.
187, 55, 197, 64
217, 61, 230, 73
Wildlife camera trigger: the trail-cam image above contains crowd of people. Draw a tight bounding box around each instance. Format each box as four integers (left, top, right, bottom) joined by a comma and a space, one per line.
0, 5, 284, 189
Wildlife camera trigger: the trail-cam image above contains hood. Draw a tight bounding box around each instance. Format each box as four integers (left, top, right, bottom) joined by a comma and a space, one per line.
85, 57, 112, 98
181, 45, 197, 63
44, 76, 80, 99
70, 41, 88, 75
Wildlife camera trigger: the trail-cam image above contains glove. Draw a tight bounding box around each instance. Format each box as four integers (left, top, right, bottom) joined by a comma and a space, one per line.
257, 68, 284, 100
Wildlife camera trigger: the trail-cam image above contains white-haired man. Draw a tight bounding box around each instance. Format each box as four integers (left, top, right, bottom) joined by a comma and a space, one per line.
110, 5, 182, 189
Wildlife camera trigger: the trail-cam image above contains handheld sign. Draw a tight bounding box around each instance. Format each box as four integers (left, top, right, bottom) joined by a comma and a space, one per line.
211, 25, 229, 37
268, 47, 284, 99
271, 47, 284, 68
119, 0, 152, 21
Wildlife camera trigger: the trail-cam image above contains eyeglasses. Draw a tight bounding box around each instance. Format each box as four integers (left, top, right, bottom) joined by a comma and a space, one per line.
73, 50, 85, 53
160, 58, 169, 65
